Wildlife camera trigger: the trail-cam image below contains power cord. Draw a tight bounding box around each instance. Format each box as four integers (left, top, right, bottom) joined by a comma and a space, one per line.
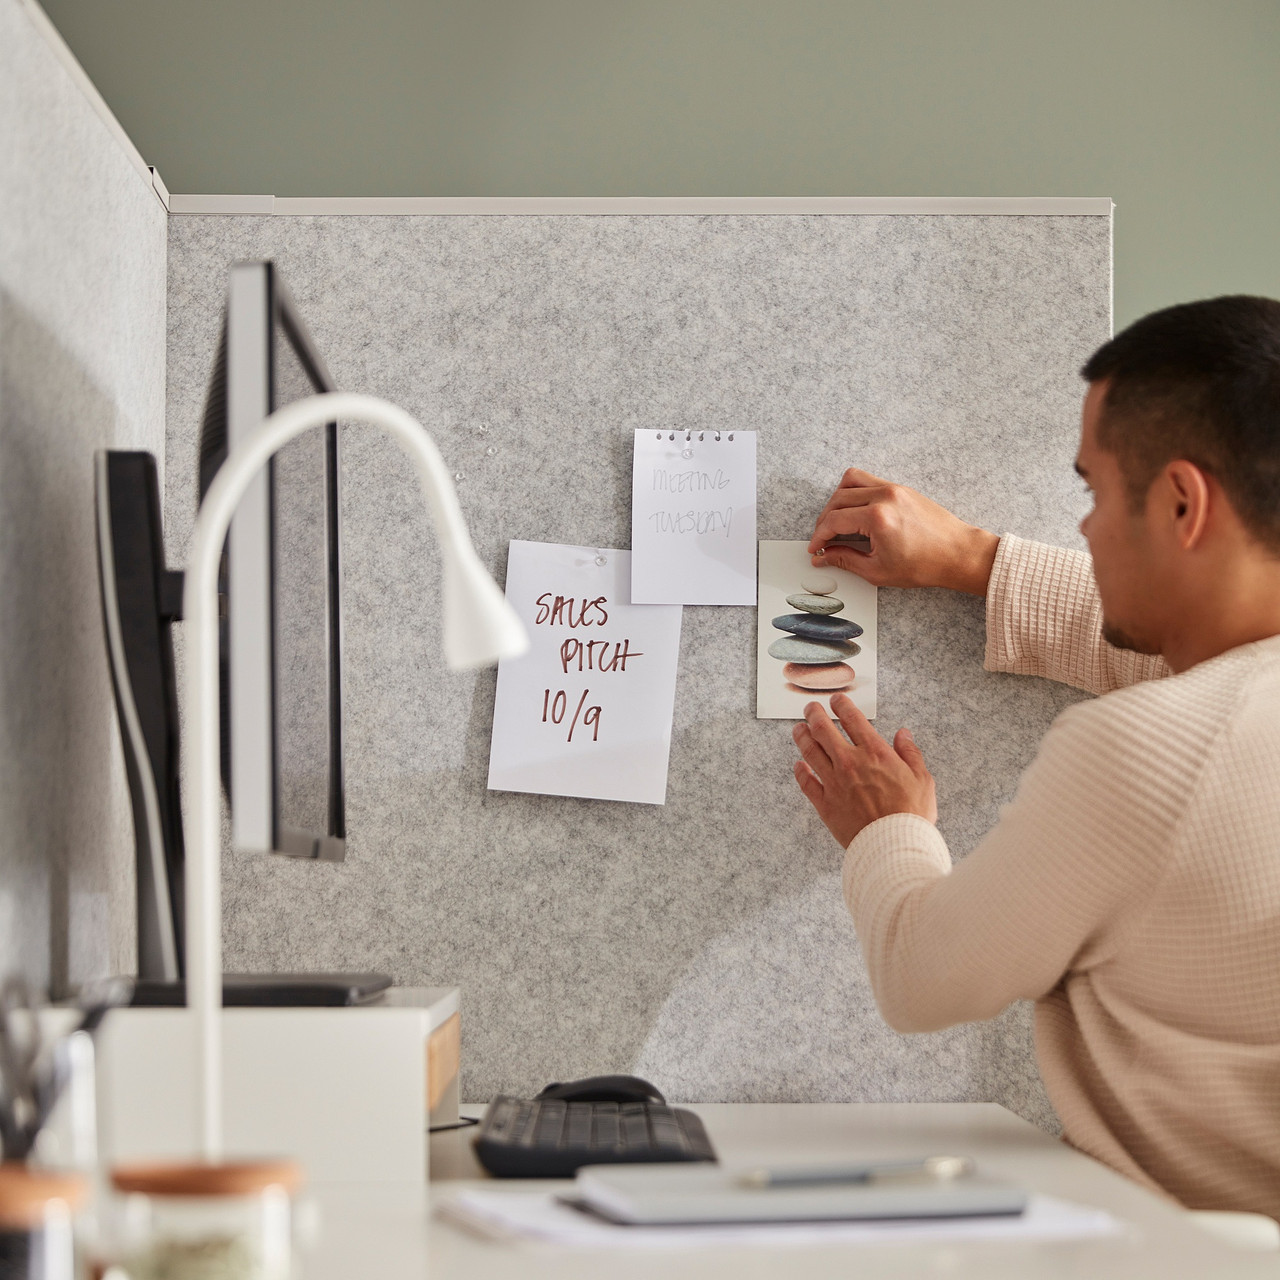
429, 1115, 481, 1133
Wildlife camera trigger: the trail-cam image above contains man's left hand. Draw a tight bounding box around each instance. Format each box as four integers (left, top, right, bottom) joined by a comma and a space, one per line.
792, 694, 937, 847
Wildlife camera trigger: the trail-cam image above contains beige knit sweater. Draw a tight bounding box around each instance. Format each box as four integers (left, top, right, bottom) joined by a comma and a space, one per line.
845, 533, 1280, 1216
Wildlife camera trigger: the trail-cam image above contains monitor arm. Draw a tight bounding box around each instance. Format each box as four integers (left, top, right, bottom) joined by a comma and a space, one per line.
183, 391, 528, 1161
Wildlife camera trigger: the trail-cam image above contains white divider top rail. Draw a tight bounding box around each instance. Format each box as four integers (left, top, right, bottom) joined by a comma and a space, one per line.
167, 195, 1113, 217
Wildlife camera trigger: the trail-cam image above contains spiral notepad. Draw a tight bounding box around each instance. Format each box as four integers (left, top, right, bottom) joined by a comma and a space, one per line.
630, 428, 758, 605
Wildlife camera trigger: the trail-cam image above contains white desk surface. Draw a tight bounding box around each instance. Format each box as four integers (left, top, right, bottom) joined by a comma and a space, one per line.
304, 1103, 1278, 1278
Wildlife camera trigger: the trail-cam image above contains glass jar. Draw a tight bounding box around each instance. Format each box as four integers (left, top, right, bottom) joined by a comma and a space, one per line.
0, 1163, 85, 1280
110, 1160, 300, 1280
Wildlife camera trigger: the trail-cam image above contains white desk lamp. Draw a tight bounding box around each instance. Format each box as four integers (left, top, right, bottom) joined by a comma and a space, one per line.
183, 391, 528, 1159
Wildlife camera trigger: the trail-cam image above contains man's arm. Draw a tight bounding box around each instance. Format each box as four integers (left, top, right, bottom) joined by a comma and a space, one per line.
986, 534, 1170, 695
808, 468, 1000, 595
809, 469, 1170, 695
840, 695, 1185, 1032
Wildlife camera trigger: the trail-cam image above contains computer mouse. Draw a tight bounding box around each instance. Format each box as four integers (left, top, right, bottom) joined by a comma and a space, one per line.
535, 1074, 665, 1105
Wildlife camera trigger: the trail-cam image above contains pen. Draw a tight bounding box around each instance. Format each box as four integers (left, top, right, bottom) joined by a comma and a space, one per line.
737, 1155, 974, 1189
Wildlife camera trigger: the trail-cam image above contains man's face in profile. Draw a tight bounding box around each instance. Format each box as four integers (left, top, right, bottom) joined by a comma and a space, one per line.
1076, 382, 1163, 656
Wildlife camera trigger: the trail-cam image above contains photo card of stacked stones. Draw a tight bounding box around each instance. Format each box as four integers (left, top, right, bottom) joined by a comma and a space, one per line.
756, 541, 877, 719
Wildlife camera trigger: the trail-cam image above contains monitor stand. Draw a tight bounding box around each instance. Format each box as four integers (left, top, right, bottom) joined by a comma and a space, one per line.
130, 973, 393, 1008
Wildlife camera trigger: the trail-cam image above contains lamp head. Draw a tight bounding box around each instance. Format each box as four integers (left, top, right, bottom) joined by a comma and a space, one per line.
442, 547, 529, 670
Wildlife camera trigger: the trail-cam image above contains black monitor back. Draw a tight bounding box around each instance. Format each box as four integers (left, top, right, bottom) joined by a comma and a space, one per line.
95, 451, 185, 981
96, 450, 390, 1004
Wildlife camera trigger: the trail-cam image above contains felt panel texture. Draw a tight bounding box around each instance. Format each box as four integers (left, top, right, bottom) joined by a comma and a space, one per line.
166, 212, 1108, 1127
0, 0, 167, 992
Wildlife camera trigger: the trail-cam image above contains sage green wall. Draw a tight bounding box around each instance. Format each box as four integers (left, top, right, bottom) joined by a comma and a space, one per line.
40, 0, 1280, 327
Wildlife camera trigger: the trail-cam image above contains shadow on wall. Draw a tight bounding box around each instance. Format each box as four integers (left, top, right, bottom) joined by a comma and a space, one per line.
0, 289, 135, 996
630, 872, 1057, 1133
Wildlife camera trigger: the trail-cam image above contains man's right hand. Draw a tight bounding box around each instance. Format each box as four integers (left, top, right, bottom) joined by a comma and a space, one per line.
808, 468, 1000, 595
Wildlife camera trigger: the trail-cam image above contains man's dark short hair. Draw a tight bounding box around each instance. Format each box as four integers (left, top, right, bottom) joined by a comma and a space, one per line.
1081, 295, 1280, 554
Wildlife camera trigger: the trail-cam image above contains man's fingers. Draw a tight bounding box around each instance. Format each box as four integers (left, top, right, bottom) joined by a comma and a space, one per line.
828, 692, 882, 752
809, 489, 881, 536
793, 758, 824, 805
823, 487, 888, 512
812, 544, 880, 579
792, 722, 834, 780
807, 512, 875, 556
894, 727, 928, 777
803, 701, 857, 761
809, 484, 890, 549
838, 466, 888, 490
808, 491, 895, 554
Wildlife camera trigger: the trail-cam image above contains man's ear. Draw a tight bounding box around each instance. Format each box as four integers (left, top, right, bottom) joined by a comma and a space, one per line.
1162, 460, 1212, 550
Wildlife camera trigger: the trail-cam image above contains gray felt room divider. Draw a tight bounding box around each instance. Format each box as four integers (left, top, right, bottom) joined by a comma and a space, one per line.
164, 207, 1108, 1126
2, 0, 167, 993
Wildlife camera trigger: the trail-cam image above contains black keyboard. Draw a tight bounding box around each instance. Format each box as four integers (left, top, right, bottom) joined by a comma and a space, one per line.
473, 1096, 718, 1178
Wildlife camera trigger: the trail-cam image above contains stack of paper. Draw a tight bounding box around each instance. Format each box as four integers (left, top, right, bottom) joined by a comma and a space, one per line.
438, 1189, 1123, 1249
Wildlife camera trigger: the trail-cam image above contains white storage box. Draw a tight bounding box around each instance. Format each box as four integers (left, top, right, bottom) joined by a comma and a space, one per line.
95, 987, 458, 1184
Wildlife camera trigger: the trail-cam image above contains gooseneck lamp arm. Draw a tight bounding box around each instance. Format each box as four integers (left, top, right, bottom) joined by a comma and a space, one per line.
183, 392, 528, 1160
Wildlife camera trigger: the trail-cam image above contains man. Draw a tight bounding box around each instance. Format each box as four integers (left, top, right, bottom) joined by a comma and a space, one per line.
793, 295, 1280, 1217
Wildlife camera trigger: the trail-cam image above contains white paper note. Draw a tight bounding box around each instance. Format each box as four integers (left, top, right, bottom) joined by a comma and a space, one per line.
487, 542, 683, 805
631, 429, 758, 605
756, 540, 877, 720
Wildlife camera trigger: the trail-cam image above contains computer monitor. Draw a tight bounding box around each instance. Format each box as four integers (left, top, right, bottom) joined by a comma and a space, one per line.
198, 260, 346, 861
96, 261, 388, 1002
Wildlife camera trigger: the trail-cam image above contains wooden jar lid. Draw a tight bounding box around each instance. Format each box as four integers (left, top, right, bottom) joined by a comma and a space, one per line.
111, 1159, 302, 1198
0, 1163, 87, 1230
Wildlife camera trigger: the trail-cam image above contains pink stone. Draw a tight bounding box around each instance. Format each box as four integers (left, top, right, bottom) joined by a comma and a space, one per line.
783, 662, 854, 690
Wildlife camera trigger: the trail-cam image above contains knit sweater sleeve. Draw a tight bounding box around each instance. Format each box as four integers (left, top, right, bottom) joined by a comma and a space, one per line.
843, 691, 1193, 1033
984, 534, 1170, 694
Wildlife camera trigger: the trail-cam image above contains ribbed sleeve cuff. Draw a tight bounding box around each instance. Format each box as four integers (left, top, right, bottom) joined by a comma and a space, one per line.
983, 533, 1096, 677
984, 533, 1032, 674
982, 531, 1171, 694
843, 813, 952, 924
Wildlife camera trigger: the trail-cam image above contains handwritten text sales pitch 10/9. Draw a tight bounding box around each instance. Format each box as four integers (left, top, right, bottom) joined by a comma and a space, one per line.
534, 592, 644, 744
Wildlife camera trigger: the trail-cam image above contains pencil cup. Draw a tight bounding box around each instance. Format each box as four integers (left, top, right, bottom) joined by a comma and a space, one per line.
107, 1160, 300, 1280
0, 1163, 84, 1280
